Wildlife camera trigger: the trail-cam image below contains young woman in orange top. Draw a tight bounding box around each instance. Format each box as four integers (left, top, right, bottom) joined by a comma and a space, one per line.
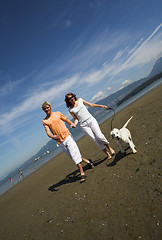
42, 101, 94, 183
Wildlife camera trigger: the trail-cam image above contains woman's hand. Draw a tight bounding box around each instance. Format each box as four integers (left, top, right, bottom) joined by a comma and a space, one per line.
70, 123, 76, 128
53, 135, 60, 141
101, 105, 108, 109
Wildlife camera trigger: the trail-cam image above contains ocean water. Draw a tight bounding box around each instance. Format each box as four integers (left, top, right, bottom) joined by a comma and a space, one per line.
0, 78, 161, 196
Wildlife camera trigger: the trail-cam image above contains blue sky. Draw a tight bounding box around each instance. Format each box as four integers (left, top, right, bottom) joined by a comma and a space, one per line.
0, 0, 162, 179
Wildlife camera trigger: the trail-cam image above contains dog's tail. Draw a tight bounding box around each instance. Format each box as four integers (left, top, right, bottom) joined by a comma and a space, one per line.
122, 116, 133, 128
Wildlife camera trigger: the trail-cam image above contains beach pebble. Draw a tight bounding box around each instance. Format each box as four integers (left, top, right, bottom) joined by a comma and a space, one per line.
47, 218, 53, 223
100, 221, 107, 227
65, 216, 71, 222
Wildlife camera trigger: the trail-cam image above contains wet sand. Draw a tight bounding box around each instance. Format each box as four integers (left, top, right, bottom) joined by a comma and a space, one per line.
0, 85, 161, 240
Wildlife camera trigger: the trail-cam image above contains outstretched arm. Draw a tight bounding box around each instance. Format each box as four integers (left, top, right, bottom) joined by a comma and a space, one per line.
64, 117, 76, 128
83, 99, 108, 109
70, 112, 78, 127
60, 112, 76, 128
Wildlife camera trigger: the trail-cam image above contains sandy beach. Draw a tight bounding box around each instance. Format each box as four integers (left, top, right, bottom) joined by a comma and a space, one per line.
0, 85, 161, 240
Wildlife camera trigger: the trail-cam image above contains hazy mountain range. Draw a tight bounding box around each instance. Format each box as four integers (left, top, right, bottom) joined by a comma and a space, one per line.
89, 57, 162, 117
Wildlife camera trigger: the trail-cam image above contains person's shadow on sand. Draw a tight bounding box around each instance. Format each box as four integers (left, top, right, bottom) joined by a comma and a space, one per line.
107, 147, 134, 167
48, 172, 80, 192
48, 157, 108, 192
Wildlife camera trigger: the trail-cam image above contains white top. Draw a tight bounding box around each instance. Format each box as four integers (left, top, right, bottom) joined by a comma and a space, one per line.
70, 98, 92, 123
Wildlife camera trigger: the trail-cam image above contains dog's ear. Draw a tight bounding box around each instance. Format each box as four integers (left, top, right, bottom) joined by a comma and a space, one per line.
110, 132, 114, 138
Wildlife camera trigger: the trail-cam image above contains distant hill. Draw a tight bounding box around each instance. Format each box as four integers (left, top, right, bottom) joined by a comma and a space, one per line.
148, 57, 162, 77
89, 57, 162, 118
117, 72, 162, 106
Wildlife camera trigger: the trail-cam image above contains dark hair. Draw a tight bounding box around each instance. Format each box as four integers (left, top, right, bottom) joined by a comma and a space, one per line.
64, 92, 77, 108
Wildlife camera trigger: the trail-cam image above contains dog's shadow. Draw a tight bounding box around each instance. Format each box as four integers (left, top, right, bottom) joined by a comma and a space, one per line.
48, 157, 108, 192
107, 147, 133, 167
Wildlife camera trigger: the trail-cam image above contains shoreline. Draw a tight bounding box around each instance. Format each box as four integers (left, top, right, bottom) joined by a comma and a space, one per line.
0, 84, 161, 240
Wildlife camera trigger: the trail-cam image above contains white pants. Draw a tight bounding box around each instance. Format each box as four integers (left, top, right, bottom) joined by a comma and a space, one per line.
59, 135, 82, 165
80, 117, 109, 150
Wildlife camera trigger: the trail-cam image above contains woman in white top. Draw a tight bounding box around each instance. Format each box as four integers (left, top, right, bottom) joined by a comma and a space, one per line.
65, 93, 115, 159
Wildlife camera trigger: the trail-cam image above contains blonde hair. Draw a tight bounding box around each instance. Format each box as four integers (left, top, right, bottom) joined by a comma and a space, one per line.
42, 101, 51, 110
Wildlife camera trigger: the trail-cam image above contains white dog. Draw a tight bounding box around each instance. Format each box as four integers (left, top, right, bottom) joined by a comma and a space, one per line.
110, 116, 137, 154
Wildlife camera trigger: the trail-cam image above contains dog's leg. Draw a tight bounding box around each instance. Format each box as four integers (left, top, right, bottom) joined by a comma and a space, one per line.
128, 139, 137, 153
117, 139, 125, 153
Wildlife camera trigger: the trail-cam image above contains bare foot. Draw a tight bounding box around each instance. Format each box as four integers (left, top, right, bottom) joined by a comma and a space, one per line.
111, 150, 115, 156
88, 159, 95, 169
107, 154, 112, 160
80, 174, 86, 183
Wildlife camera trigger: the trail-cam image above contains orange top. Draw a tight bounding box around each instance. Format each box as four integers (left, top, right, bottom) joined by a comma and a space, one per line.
42, 111, 71, 144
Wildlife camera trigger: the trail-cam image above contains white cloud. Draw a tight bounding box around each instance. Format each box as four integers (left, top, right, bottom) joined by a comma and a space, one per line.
107, 87, 111, 91
75, 23, 162, 88
128, 38, 144, 55
83, 63, 115, 85
121, 79, 132, 85
0, 76, 78, 134
128, 24, 161, 59
91, 90, 107, 102
0, 80, 12, 97
90, 23, 162, 82
53, 31, 128, 80
0, 72, 35, 97
113, 50, 124, 61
